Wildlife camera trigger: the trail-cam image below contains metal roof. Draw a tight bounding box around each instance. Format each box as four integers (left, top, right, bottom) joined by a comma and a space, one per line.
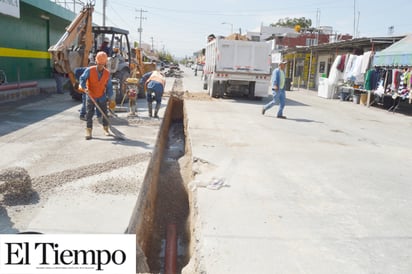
373, 34, 412, 67
282, 36, 406, 54
92, 26, 129, 35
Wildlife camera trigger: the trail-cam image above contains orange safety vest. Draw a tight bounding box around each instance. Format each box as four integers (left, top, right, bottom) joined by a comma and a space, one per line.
86, 66, 110, 99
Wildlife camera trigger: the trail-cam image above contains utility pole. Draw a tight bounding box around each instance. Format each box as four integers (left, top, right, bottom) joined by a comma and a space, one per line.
315, 8, 320, 46
103, 0, 107, 26
136, 8, 147, 50
150, 37, 154, 52
353, 0, 356, 38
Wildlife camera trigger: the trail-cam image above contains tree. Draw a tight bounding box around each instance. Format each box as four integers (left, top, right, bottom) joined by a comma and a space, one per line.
158, 51, 176, 64
271, 17, 312, 30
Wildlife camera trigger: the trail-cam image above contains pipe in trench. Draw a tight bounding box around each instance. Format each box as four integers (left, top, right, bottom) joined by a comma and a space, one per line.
164, 223, 177, 274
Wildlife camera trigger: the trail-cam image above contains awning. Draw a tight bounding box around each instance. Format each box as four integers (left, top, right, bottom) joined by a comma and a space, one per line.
373, 34, 412, 67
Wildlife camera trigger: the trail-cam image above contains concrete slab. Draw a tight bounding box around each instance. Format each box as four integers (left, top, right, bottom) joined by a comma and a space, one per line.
184, 86, 412, 273
0, 80, 174, 234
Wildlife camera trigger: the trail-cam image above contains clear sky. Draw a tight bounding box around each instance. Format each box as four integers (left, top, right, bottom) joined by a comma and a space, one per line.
90, 0, 412, 58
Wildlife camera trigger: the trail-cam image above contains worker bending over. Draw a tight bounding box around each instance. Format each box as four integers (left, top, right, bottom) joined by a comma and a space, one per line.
79, 51, 115, 140
139, 70, 166, 118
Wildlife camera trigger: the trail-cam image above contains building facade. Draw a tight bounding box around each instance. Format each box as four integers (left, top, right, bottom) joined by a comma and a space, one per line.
0, 0, 75, 82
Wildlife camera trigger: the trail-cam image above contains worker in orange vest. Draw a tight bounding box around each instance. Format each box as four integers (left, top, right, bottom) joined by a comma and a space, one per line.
79, 52, 115, 140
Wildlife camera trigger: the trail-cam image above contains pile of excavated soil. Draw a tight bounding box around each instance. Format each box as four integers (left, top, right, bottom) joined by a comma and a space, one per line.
31, 153, 151, 196
0, 167, 33, 203
164, 91, 213, 101
0, 153, 151, 207
89, 177, 139, 195
164, 78, 213, 101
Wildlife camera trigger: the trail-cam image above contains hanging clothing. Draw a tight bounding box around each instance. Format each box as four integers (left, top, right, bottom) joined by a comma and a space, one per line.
328, 55, 344, 85
337, 54, 346, 72
343, 54, 356, 80
364, 69, 380, 91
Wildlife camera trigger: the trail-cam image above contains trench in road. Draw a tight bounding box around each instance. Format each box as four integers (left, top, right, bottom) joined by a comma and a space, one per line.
128, 91, 195, 273
147, 97, 190, 272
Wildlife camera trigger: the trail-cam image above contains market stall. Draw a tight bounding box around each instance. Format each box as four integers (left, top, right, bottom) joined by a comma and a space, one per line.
372, 34, 412, 107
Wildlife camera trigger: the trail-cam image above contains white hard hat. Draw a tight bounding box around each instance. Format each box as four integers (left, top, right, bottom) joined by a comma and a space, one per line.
103, 37, 110, 43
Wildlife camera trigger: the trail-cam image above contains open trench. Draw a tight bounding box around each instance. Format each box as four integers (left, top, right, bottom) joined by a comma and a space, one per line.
127, 82, 198, 273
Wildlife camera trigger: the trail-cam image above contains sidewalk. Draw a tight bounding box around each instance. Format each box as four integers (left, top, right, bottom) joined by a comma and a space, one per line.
0, 79, 57, 103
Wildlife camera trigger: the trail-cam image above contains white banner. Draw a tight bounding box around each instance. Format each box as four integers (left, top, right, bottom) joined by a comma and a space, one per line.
0, 0, 20, 19
0, 234, 136, 274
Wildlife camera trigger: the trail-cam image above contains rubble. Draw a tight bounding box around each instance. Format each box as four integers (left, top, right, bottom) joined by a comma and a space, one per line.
0, 167, 34, 204
0, 167, 33, 203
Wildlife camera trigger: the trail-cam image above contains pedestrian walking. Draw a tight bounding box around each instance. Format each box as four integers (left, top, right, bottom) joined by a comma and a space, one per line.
79, 52, 115, 140
262, 60, 287, 119
139, 70, 166, 118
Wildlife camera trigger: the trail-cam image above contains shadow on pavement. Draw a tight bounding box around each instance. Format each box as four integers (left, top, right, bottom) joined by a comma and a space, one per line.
0, 93, 79, 136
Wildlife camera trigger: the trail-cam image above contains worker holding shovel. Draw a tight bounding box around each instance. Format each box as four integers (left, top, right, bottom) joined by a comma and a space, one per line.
79, 51, 116, 140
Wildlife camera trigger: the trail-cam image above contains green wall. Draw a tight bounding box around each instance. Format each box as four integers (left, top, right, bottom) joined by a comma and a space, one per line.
0, 1, 74, 82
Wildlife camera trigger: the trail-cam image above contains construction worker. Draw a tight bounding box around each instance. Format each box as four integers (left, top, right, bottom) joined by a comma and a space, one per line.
75, 67, 101, 121
79, 52, 115, 140
99, 37, 112, 56
139, 70, 166, 118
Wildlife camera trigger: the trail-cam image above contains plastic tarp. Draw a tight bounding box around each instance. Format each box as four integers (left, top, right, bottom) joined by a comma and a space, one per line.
373, 34, 412, 67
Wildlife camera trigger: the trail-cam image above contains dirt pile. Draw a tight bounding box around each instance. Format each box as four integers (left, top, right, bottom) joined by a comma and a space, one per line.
0, 167, 33, 202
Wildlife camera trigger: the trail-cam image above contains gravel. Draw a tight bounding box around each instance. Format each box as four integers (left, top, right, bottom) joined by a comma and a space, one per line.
0, 153, 151, 207
0, 167, 33, 204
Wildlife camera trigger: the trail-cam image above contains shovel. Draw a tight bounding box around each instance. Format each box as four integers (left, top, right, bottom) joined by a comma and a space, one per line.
84, 90, 125, 140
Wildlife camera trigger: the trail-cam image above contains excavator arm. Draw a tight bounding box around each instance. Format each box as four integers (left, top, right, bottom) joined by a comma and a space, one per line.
48, 4, 94, 90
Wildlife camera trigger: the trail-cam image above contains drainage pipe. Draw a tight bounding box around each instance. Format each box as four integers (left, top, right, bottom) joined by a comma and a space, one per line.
164, 223, 177, 274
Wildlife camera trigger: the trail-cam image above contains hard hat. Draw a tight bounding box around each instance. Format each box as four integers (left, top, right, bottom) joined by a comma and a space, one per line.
103, 37, 110, 43
96, 51, 108, 65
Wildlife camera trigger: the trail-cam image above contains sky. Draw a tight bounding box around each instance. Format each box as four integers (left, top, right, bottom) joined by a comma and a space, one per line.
86, 0, 412, 58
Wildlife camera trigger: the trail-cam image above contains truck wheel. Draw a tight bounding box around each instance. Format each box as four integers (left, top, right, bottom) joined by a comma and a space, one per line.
203, 75, 208, 90
211, 81, 219, 98
248, 82, 256, 99
219, 83, 226, 98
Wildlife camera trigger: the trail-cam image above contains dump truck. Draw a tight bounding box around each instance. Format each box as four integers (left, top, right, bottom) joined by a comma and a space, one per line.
203, 38, 272, 98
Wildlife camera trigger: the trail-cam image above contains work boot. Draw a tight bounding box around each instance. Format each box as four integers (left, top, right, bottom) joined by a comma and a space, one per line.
85, 128, 92, 140
103, 126, 110, 136
148, 102, 153, 118
154, 104, 161, 118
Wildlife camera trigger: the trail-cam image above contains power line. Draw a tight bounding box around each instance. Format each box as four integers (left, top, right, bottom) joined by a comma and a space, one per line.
136, 8, 148, 49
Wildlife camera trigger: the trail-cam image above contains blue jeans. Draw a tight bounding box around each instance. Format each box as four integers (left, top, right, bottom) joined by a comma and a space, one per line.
54, 73, 65, 94
86, 96, 108, 128
146, 88, 163, 107
81, 93, 101, 117
263, 89, 285, 117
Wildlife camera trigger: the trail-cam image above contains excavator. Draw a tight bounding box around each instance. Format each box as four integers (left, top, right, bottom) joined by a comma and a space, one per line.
48, 3, 155, 103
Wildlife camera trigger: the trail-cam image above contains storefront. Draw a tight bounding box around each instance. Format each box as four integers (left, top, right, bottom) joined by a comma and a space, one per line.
281, 36, 405, 92
0, 1, 75, 82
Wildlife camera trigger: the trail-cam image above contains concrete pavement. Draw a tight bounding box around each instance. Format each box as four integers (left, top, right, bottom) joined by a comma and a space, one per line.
1, 66, 412, 273
0, 76, 175, 235
182, 70, 412, 273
